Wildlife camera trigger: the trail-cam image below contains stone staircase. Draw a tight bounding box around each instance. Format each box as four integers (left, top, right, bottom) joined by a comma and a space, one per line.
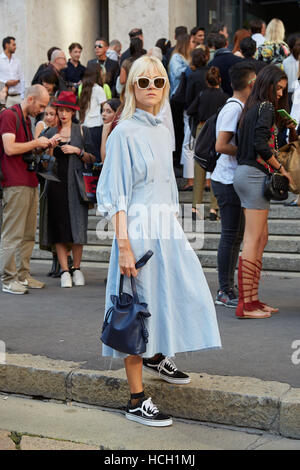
32, 180, 300, 275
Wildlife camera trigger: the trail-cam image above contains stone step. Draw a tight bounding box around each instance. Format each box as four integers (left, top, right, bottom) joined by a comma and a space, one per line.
35, 230, 300, 254
41, 230, 300, 254
31, 244, 300, 272
85, 216, 300, 235
88, 192, 298, 210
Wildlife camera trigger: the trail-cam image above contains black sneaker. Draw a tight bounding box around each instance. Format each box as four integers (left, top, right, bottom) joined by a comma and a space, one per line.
215, 289, 238, 308
143, 355, 191, 384
125, 397, 173, 427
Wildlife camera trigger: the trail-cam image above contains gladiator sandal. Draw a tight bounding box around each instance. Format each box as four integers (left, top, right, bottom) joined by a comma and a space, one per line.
235, 257, 271, 319
251, 260, 279, 314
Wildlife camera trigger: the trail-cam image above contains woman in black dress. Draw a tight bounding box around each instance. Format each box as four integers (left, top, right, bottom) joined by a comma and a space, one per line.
41, 91, 96, 288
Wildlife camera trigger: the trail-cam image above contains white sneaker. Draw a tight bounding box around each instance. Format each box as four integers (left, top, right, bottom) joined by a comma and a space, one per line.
2, 280, 28, 295
72, 269, 85, 286
61, 271, 72, 288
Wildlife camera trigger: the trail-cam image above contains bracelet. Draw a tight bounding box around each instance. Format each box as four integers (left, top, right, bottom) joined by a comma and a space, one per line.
277, 164, 282, 172
79, 149, 84, 160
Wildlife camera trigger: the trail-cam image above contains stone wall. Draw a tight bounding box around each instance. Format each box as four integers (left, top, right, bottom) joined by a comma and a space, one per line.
0, 0, 198, 87
108, 0, 170, 52
0, 0, 101, 87
108, 0, 197, 52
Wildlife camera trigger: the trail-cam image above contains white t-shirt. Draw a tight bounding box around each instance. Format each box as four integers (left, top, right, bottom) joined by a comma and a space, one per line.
83, 84, 107, 128
283, 54, 300, 94
211, 98, 244, 185
252, 33, 265, 48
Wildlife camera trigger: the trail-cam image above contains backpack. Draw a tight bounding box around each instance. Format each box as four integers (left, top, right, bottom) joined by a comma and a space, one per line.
194, 99, 243, 172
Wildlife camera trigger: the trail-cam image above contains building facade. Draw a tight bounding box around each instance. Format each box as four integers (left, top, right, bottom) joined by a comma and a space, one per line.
0, 0, 298, 87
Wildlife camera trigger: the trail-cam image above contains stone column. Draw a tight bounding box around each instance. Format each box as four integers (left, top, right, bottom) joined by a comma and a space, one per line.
108, 0, 197, 53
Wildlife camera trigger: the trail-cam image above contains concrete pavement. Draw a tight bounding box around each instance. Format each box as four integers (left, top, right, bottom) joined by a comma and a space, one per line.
1, 394, 300, 450
0, 262, 300, 440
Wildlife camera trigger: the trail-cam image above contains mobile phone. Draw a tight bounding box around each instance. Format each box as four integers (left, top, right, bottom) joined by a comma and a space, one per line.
277, 109, 298, 126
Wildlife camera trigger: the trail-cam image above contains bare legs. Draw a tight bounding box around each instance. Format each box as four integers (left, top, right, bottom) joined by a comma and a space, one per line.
56, 243, 83, 271
241, 208, 269, 263
124, 356, 143, 405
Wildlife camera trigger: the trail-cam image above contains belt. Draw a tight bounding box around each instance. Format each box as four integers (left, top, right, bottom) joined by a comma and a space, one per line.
7, 93, 20, 97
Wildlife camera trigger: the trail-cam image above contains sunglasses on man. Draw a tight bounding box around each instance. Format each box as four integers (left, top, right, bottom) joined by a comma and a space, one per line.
95, 44, 104, 49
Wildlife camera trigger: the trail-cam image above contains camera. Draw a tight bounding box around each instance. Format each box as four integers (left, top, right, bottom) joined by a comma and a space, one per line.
23, 152, 39, 172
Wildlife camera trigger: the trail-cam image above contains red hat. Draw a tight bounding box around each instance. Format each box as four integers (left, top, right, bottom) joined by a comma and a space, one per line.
52, 91, 80, 111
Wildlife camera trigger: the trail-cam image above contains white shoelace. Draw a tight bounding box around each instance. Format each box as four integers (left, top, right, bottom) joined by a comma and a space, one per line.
158, 356, 178, 375
142, 397, 159, 416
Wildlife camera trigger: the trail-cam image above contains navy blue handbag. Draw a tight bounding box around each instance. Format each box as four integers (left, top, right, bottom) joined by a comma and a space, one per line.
101, 251, 153, 355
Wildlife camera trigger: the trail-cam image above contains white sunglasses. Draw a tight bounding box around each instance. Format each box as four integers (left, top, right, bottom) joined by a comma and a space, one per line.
135, 76, 167, 90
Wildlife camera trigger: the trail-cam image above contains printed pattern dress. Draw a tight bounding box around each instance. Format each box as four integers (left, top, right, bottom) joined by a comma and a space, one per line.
97, 108, 221, 358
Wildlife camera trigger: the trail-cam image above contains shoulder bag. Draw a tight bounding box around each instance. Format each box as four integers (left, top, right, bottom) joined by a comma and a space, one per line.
74, 125, 101, 205
258, 102, 289, 201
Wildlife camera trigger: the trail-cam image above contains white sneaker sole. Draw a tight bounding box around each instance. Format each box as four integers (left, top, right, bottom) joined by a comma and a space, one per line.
125, 413, 173, 427
215, 300, 237, 308
2, 286, 28, 295
143, 366, 191, 384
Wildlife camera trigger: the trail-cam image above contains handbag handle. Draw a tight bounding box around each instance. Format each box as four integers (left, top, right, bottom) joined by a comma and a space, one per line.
119, 250, 153, 301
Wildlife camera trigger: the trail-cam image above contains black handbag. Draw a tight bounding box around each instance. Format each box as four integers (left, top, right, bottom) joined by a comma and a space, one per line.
264, 172, 289, 201
101, 250, 153, 355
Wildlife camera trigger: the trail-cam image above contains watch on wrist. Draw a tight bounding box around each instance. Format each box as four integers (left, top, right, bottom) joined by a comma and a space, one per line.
79, 149, 84, 160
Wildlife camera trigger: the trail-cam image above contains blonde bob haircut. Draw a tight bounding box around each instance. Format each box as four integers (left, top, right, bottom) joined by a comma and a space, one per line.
121, 55, 170, 121
265, 18, 285, 43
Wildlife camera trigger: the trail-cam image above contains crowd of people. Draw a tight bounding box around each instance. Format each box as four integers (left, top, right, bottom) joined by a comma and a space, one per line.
0, 17, 299, 427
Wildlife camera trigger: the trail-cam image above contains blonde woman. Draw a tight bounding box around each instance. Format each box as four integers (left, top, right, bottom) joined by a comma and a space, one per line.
97, 56, 221, 427
256, 18, 289, 67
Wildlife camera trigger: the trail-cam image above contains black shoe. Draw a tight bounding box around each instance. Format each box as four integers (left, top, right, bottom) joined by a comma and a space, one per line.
125, 397, 173, 427
215, 289, 238, 308
47, 254, 59, 277
143, 355, 191, 384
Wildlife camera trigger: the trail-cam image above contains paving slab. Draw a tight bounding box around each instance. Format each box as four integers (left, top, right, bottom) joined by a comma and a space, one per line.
0, 430, 16, 450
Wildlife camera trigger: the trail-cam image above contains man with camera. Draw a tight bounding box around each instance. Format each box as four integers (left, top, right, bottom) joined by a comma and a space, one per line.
0, 84, 51, 294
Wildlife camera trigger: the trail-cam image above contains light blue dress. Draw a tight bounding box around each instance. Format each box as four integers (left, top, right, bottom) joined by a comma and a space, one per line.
97, 109, 221, 358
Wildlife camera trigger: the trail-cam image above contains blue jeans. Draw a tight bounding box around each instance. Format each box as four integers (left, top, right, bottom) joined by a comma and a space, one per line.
211, 180, 245, 292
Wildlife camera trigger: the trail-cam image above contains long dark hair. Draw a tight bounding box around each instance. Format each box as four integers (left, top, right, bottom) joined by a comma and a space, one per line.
129, 37, 144, 60
79, 63, 104, 122
241, 65, 288, 126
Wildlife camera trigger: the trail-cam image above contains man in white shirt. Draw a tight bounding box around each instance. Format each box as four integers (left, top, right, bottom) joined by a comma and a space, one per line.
250, 19, 266, 48
211, 62, 256, 308
283, 33, 300, 108
0, 37, 25, 107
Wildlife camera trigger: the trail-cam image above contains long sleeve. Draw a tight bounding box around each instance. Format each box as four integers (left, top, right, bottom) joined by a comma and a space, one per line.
96, 127, 133, 220
254, 103, 275, 162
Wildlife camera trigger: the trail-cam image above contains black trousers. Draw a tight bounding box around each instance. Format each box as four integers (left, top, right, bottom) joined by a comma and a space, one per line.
170, 99, 184, 168
211, 180, 245, 292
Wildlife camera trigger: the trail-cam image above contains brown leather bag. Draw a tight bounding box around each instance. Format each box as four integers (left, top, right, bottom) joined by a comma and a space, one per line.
279, 139, 300, 194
